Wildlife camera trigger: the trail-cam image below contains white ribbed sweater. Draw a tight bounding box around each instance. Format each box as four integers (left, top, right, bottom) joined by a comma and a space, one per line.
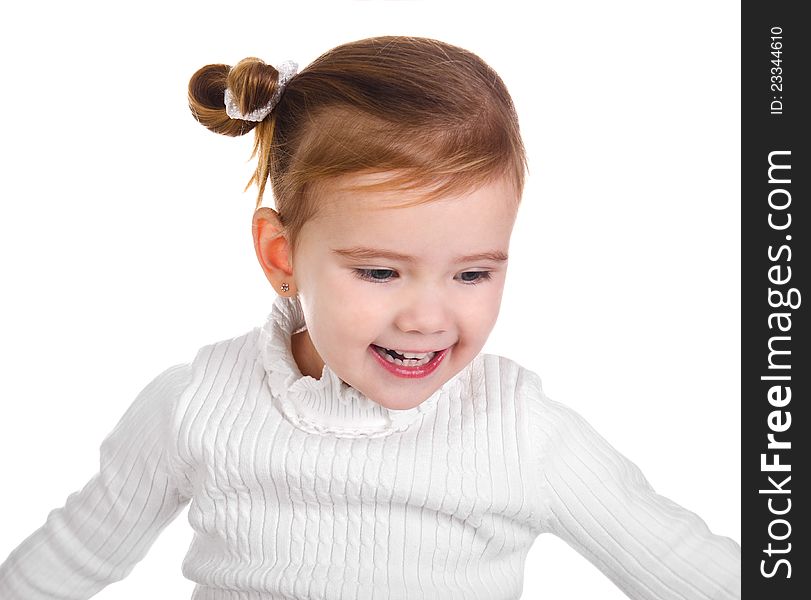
0, 295, 741, 600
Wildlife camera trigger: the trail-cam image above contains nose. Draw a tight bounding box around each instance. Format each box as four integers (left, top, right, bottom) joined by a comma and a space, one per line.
393, 284, 451, 336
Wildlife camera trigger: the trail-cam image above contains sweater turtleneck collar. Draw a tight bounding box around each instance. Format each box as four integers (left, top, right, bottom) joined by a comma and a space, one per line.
258, 294, 466, 439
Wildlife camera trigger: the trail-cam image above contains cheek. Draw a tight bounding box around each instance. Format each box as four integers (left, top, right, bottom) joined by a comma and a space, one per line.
463, 286, 502, 319
314, 295, 378, 347
459, 291, 502, 342
329, 277, 390, 321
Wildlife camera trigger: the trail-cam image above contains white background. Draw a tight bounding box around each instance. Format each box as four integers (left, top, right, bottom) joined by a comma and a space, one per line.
0, 1, 740, 598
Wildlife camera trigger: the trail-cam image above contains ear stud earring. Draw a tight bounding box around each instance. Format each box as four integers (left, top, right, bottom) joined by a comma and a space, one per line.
280, 282, 290, 293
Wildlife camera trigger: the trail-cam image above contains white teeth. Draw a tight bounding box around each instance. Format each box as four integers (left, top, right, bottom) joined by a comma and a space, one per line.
398, 350, 431, 359
374, 345, 436, 366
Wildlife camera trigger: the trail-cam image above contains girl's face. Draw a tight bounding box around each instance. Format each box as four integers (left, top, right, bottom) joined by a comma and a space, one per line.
290, 173, 519, 410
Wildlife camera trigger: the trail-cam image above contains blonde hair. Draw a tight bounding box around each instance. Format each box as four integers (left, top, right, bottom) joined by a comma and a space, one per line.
188, 36, 527, 251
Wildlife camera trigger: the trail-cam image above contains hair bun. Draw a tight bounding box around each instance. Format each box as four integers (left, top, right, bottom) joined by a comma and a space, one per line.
224, 58, 281, 120
188, 58, 280, 137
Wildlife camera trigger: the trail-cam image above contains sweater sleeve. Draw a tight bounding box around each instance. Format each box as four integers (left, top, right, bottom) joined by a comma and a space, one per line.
522, 369, 741, 600
0, 362, 194, 599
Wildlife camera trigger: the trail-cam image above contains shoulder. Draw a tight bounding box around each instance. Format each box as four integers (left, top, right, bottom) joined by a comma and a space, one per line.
171, 325, 266, 408
185, 326, 264, 376
475, 352, 545, 401
165, 324, 267, 454
148, 326, 263, 398
477, 353, 591, 445
472, 353, 551, 427
146, 325, 265, 430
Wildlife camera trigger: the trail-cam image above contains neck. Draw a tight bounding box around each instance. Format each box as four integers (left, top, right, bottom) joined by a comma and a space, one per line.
291, 328, 325, 380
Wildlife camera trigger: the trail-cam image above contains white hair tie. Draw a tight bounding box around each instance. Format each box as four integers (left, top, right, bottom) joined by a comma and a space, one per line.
224, 60, 298, 122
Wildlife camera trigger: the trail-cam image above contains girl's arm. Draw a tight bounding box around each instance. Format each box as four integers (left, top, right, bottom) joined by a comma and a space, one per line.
523, 370, 741, 600
0, 363, 194, 599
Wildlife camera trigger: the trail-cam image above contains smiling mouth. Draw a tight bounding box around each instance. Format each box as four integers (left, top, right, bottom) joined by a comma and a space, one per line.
371, 344, 439, 366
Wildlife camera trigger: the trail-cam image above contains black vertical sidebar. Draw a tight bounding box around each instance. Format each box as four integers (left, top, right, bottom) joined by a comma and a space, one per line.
742, 3, 808, 598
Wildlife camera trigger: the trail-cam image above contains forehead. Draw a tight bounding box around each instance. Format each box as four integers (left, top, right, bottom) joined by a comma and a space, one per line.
306, 173, 518, 252
304, 178, 518, 259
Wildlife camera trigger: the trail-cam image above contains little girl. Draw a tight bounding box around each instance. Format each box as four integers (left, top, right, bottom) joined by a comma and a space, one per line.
0, 36, 740, 600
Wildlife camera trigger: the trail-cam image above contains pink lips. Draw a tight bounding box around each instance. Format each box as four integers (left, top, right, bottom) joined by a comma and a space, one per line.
369, 345, 449, 378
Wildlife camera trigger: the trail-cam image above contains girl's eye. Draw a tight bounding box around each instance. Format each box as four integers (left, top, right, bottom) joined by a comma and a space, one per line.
353, 268, 397, 283
352, 269, 492, 285
457, 271, 492, 285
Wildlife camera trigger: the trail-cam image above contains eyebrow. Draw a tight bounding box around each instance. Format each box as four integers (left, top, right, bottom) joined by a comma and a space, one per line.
331, 246, 508, 264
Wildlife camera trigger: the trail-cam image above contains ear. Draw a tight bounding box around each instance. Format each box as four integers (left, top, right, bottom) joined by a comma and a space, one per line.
252, 207, 296, 295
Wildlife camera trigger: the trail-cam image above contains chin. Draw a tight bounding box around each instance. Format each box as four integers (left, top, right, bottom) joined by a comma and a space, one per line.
368, 390, 432, 411
390, 398, 428, 411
